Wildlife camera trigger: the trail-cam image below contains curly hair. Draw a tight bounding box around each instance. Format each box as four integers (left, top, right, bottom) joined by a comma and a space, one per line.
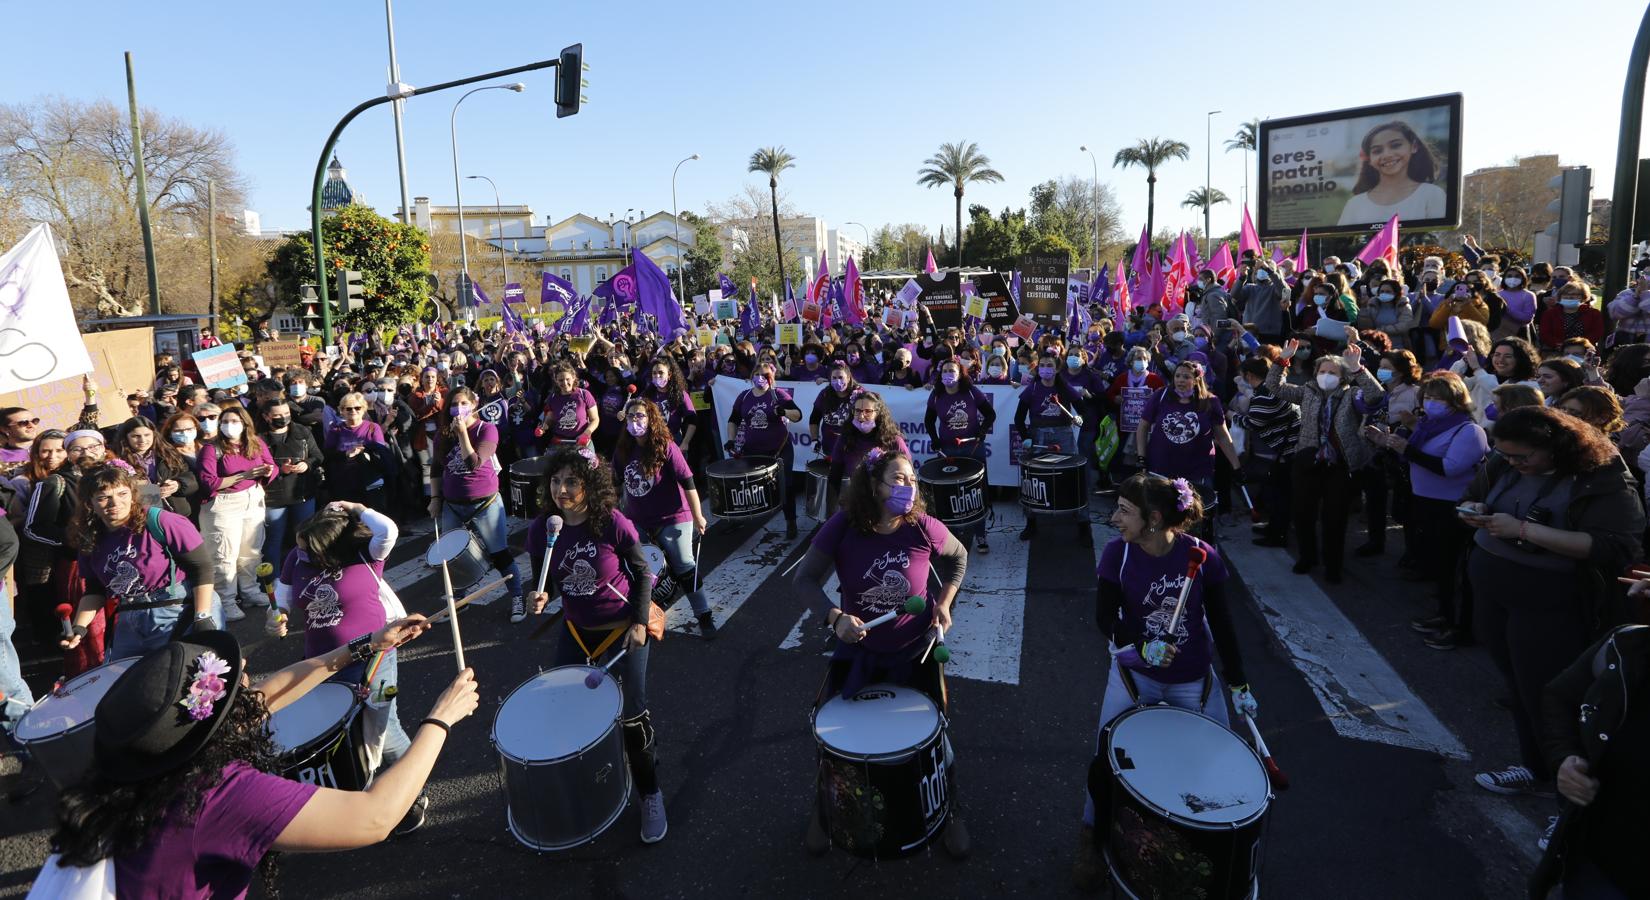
837, 391, 903, 458
1491, 405, 1617, 473
840, 450, 925, 534
52, 687, 284, 893
69, 464, 154, 553
539, 446, 619, 537
1382, 350, 1422, 384
548, 362, 582, 396
644, 355, 690, 406
1119, 472, 1205, 532
1556, 385, 1625, 434
1490, 337, 1539, 382
615, 398, 673, 478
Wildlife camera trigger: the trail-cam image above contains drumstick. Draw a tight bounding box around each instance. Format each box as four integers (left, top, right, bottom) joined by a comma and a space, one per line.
537, 515, 564, 594
455, 576, 510, 606
1242, 712, 1290, 791
1164, 546, 1209, 638
431, 516, 466, 672
859, 595, 926, 630
55, 603, 74, 640
920, 623, 951, 665
583, 647, 629, 689
1239, 484, 1260, 523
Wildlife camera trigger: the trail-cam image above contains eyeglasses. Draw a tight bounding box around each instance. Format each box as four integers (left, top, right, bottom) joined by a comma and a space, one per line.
6, 417, 39, 427
341, 406, 366, 412
1495, 448, 1536, 465
198, 415, 219, 421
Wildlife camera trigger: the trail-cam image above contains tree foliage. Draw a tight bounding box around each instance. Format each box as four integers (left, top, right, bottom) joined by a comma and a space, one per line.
679, 214, 725, 299
705, 186, 805, 296
917, 140, 1004, 266
265, 204, 432, 332
1029, 176, 1125, 267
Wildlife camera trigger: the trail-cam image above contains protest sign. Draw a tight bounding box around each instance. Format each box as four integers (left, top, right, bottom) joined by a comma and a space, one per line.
0, 327, 154, 432
971, 272, 1019, 327
916, 271, 962, 329
776, 323, 802, 346
192, 343, 247, 390
0, 224, 95, 395
713, 299, 738, 320
1019, 255, 1069, 328
259, 341, 304, 370
964, 294, 988, 320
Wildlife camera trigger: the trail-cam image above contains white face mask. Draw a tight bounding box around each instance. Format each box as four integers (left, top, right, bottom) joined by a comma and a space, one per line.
220, 420, 244, 439
1316, 372, 1341, 391
288, 383, 307, 398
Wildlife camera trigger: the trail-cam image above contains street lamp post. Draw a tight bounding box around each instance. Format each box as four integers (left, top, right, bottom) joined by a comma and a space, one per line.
466, 174, 510, 287
450, 83, 524, 309
672, 153, 699, 302
1206, 110, 1221, 259
384, 0, 412, 224
844, 221, 871, 264
1078, 147, 1100, 272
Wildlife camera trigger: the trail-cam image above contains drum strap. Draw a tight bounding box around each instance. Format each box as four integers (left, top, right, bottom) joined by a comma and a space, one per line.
567, 620, 625, 663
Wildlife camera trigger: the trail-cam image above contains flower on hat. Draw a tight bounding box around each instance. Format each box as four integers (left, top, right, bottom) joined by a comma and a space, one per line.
178, 651, 230, 722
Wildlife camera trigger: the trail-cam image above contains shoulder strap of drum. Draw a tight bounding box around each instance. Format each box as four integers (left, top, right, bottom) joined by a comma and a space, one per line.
144, 506, 177, 586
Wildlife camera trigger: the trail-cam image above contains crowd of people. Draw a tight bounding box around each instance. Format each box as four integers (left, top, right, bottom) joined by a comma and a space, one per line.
0, 236, 1646, 897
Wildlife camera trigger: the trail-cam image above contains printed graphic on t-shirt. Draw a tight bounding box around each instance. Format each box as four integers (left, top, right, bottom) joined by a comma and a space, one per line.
302, 577, 344, 630
857, 549, 913, 616
559, 541, 600, 596
446, 443, 473, 475
1159, 410, 1202, 445
623, 461, 656, 498
1139, 572, 1192, 645
103, 543, 143, 597
944, 399, 971, 432
556, 403, 579, 431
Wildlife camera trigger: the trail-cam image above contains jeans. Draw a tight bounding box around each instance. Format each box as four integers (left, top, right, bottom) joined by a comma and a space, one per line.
1081, 655, 1227, 825
263, 498, 316, 574
653, 521, 710, 616
201, 486, 267, 605
552, 622, 658, 794
0, 587, 31, 736
442, 495, 523, 599
351, 647, 413, 768
107, 585, 225, 660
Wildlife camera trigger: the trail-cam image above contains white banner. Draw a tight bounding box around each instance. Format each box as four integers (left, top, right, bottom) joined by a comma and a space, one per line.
710, 379, 1045, 487
0, 224, 94, 395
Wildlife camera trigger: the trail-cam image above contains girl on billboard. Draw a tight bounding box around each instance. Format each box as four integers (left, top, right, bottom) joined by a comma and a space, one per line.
1337, 120, 1448, 226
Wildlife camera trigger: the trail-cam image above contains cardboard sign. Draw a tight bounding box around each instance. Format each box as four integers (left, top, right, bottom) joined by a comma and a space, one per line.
1019, 254, 1069, 328
713, 299, 738, 321
800, 300, 822, 323
916, 271, 962, 329
708, 288, 723, 302
568, 336, 595, 354
191, 343, 248, 390
259, 341, 305, 371
0, 326, 154, 433
696, 327, 717, 347
776, 323, 802, 346
693, 295, 710, 316
882, 306, 904, 330
964, 294, 988, 320
894, 278, 922, 306
1009, 314, 1038, 340
971, 272, 1019, 327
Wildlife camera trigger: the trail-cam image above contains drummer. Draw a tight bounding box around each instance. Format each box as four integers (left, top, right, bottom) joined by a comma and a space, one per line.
59, 465, 225, 660
429, 387, 526, 625
924, 357, 997, 554
726, 360, 802, 539
808, 363, 859, 460
614, 398, 715, 638
1075, 473, 1255, 881
792, 449, 969, 857
41, 622, 477, 894
1014, 352, 1091, 545
537, 362, 599, 450
525, 446, 669, 844
639, 356, 697, 448
827, 392, 909, 484
1133, 360, 1243, 502
273, 500, 426, 832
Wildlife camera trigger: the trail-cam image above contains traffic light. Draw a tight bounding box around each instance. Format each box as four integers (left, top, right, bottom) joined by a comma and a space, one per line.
555, 43, 587, 118
1545, 166, 1593, 246
299, 284, 319, 334
335, 269, 366, 314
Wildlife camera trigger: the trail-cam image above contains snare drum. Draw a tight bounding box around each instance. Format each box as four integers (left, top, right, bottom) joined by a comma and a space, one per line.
640, 544, 682, 608
13, 657, 138, 789
507, 455, 552, 519
269, 682, 371, 791
426, 528, 489, 590
1099, 705, 1270, 900
918, 457, 987, 529
493, 666, 630, 850
706, 457, 780, 520
805, 459, 840, 521
813, 683, 954, 858
1020, 453, 1087, 515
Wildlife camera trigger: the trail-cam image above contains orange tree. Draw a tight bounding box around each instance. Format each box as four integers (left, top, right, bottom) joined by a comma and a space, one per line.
266, 203, 432, 331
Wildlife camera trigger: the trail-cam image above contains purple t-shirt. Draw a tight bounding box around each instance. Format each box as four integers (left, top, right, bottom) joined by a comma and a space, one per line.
615, 441, 694, 532
1018, 380, 1078, 427
928, 385, 991, 444
1097, 533, 1229, 684
830, 432, 911, 476
731, 387, 794, 456
323, 420, 386, 453
641, 386, 695, 440
529, 511, 641, 628
198, 442, 276, 498
439, 421, 501, 501
80, 509, 201, 599
543, 388, 596, 441
114, 761, 316, 899
1140, 388, 1226, 483
281, 547, 388, 661
811, 388, 855, 454
506, 388, 540, 446
811, 511, 948, 654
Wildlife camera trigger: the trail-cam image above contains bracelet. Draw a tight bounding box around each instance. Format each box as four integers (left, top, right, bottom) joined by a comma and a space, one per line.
348, 633, 374, 663
420, 717, 450, 735
71, 624, 88, 638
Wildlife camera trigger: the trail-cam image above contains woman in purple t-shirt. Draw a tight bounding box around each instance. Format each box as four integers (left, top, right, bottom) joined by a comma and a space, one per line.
725, 360, 802, 537
198, 405, 276, 621
537, 362, 599, 449
924, 358, 997, 553
43, 623, 476, 896
524, 447, 670, 844
808, 364, 859, 459
1133, 360, 1243, 497
614, 398, 713, 636
827, 391, 910, 484
430, 387, 525, 624
639, 356, 697, 447
792, 450, 969, 856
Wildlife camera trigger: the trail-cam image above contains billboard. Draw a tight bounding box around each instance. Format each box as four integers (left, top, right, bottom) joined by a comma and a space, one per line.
1257, 93, 1463, 238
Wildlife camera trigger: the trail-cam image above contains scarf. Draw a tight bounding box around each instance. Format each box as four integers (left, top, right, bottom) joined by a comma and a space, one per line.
1409, 408, 1472, 448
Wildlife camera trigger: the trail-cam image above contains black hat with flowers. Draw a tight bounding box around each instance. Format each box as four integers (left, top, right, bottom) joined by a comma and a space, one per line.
92, 630, 244, 783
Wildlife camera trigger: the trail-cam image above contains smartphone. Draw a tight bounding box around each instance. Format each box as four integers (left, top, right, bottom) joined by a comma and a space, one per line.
1455, 505, 1482, 516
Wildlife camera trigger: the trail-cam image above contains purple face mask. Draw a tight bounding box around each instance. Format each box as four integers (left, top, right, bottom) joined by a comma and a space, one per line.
853, 418, 876, 433
830, 376, 849, 392
753, 375, 770, 390
885, 483, 916, 515
1038, 366, 1056, 380
626, 418, 648, 437
652, 375, 669, 389
941, 371, 958, 386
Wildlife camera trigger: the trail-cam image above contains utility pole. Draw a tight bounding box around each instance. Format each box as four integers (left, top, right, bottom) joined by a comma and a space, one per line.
385, 0, 413, 224
126, 52, 160, 315
1606, 4, 1650, 300
207, 180, 219, 331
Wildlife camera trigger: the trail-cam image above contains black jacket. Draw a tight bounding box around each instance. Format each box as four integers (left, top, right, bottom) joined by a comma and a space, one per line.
263, 426, 323, 508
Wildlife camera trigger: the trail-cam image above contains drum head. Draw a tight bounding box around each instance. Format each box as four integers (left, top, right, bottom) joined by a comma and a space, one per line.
708, 457, 776, 477
1107, 705, 1269, 826
1026, 453, 1084, 470
269, 683, 358, 752
426, 530, 474, 566
814, 684, 940, 758
806, 459, 832, 477
640, 544, 668, 575
495, 666, 622, 763
14, 657, 139, 742
510, 455, 552, 478
918, 457, 984, 484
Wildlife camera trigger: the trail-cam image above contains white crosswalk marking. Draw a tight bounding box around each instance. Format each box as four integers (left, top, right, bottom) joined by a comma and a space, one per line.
777, 502, 1031, 685
664, 516, 807, 634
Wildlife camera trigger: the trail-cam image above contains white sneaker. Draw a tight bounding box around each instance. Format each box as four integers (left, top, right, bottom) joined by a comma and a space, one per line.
639, 790, 668, 844
221, 601, 246, 623
1537, 815, 1559, 851
241, 595, 269, 609
1475, 765, 1546, 796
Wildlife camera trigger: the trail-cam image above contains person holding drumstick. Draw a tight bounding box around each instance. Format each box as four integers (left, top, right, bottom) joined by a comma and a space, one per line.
38, 622, 477, 896
614, 398, 715, 638
537, 362, 599, 450
808, 363, 860, 460
792, 449, 970, 858
429, 386, 526, 625
524, 446, 669, 844
925, 357, 997, 554
726, 359, 803, 538
1133, 359, 1244, 510
1073, 472, 1254, 890
827, 391, 910, 484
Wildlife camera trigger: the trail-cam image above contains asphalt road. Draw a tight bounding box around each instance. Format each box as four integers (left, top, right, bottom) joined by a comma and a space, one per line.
0, 493, 1547, 899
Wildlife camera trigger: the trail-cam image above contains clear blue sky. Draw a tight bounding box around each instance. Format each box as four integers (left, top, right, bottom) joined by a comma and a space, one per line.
4, 0, 1644, 245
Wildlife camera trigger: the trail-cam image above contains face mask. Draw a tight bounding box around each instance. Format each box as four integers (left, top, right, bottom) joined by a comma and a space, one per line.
847, 353, 860, 364
437, 362, 450, 372
1423, 399, 1451, 418
1376, 369, 1394, 383
169, 430, 195, 445
652, 374, 669, 389
451, 403, 473, 418
289, 384, 307, 398
993, 346, 1007, 357
1174, 386, 1193, 400
1193, 337, 1209, 349
884, 483, 916, 515
626, 419, 648, 437
1038, 366, 1055, 380
1378, 293, 1395, 303
1294, 349, 1311, 360
1171, 331, 1190, 343
853, 418, 876, 434
1565, 354, 1585, 366
1316, 372, 1341, 391
987, 366, 1006, 378
200, 419, 219, 437
1065, 355, 1081, 369
364, 390, 381, 402
267, 416, 290, 429
1503, 277, 1523, 288
941, 371, 958, 386
1560, 299, 1581, 310
804, 354, 819, 365
1324, 264, 1337, 274
1485, 403, 1499, 422
1197, 280, 1211, 291
1314, 296, 1329, 307
1255, 270, 1270, 282
1130, 359, 1148, 374
220, 421, 244, 439
753, 375, 770, 390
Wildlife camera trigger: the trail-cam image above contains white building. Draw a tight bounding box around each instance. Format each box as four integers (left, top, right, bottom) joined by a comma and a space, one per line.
722, 215, 864, 277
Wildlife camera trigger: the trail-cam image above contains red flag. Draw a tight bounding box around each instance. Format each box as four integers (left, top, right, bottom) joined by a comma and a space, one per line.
1165, 233, 1192, 313
1355, 215, 1401, 272
843, 255, 866, 325
1239, 205, 1261, 261
808, 251, 831, 303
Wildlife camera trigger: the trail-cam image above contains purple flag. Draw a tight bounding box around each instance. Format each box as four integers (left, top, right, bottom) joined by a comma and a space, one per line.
1010, 269, 1022, 303
563, 293, 592, 335
1130, 223, 1150, 279
741, 277, 762, 335
632, 250, 690, 340
592, 265, 639, 310
719, 273, 738, 300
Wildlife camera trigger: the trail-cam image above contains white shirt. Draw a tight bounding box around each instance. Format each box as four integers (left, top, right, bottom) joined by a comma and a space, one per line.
1337, 183, 1448, 226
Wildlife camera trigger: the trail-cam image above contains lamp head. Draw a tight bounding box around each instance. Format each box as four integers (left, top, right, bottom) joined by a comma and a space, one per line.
508, 82, 526, 92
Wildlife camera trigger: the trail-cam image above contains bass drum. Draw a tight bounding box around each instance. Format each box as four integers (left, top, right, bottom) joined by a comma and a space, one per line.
813, 683, 953, 858
270, 682, 371, 791
507, 455, 552, 520
805, 459, 841, 521
1096, 705, 1270, 900
426, 528, 489, 592
705, 457, 780, 520
1019, 452, 1086, 516
917, 457, 987, 529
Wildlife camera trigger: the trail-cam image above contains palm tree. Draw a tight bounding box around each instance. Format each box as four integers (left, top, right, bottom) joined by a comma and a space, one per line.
917, 141, 1004, 268
1225, 120, 1259, 208
747, 146, 796, 287
1182, 187, 1230, 254
1113, 137, 1190, 246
